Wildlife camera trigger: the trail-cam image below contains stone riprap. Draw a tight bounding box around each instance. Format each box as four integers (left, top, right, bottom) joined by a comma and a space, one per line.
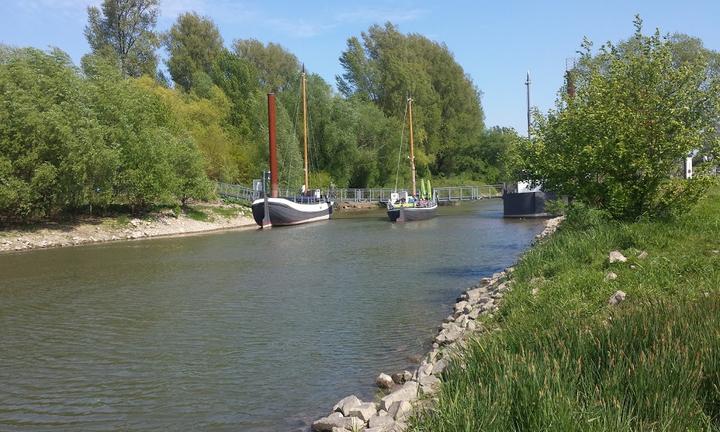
311, 216, 565, 431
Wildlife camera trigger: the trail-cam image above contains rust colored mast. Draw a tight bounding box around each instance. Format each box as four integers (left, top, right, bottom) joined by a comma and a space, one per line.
408, 97, 417, 197
302, 66, 309, 193
268, 93, 278, 198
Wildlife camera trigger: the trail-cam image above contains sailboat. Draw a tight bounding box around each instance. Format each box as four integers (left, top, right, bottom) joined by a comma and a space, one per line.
251, 69, 333, 228
387, 97, 438, 222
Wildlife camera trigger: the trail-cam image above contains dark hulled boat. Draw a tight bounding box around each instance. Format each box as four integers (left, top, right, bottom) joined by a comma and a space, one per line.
254, 69, 333, 228
387, 202, 437, 222
387, 97, 438, 222
251, 196, 332, 227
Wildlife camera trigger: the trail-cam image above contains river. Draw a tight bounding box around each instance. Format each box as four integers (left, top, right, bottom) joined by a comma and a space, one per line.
0, 200, 543, 431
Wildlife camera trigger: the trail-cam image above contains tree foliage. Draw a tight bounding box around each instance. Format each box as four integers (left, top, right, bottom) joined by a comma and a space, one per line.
0, 47, 210, 223
84, 0, 160, 77
336, 23, 485, 178
517, 17, 720, 220
164, 12, 223, 91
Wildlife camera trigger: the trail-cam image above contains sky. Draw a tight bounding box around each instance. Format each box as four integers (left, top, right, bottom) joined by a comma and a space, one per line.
1, 0, 719, 133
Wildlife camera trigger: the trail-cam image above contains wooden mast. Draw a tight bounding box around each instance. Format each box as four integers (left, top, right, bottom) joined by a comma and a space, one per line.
408, 97, 417, 197
302, 66, 309, 193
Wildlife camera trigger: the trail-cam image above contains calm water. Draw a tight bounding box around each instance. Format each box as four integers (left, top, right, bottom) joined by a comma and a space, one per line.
0, 200, 543, 431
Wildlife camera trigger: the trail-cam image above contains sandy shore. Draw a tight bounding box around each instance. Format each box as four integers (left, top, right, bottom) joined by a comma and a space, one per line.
0, 203, 256, 253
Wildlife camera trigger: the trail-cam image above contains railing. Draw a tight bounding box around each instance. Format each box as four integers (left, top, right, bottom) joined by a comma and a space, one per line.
216, 182, 504, 204
434, 185, 504, 202
216, 182, 259, 203
330, 188, 396, 203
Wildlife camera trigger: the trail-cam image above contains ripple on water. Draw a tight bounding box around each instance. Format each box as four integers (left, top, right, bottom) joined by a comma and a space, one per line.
0, 200, 544, 431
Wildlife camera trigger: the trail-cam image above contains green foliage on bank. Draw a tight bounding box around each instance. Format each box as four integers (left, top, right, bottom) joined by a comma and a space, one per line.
514, 17, 720, 220
0, 47, 211, 223
410, 188, 720, 431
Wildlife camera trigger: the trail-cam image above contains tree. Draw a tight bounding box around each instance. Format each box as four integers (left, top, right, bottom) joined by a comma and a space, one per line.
84, 0, 160, 77
233, 39, 300, 92
164, 12, 224, 91
519, 17, 720, 220
337, 23, 485, 179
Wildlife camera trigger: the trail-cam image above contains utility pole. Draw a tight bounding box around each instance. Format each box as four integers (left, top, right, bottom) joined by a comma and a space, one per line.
525, 71, 531, 139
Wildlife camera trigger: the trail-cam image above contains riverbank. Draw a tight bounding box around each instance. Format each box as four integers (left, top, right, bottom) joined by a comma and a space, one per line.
0, 203, 255, 253
408, 190, 720, 431
309, 217, 563, 432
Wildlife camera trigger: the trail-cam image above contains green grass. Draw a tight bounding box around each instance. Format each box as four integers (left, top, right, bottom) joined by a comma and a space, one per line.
410, 190, 720, 431
184, 207, 211, 222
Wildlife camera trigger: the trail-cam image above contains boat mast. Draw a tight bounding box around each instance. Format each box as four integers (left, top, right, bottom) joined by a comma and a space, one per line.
302, 66, 309, 193
408, 97, 417, 197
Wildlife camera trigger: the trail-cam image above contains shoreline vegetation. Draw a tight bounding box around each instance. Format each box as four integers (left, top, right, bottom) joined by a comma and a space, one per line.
311, 189, 719, 432
0, 202, 255, 253
410, 190, 719, 431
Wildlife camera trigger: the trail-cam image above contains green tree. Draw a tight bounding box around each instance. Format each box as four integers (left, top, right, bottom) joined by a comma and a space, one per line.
233, 39, 300, 92
337, 23, 485, 179
84, 0, 160, 77
164, 12, 224, 91
520, 17, 720, 220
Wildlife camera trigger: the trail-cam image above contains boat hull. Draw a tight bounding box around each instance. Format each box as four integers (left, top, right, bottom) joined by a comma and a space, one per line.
387, 204, 437, 222
251, 198, 332, 227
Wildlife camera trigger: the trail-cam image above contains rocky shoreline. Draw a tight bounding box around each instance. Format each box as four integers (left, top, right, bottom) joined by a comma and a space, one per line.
310, 216, 564, 432
0, 203, 255, 254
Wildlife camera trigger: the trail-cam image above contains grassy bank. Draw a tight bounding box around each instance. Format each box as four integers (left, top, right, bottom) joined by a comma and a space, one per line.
410, 190, 720, 431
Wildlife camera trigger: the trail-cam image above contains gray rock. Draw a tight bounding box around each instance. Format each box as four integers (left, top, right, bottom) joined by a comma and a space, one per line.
333, 395, 362, 415
455, 314, 469, 327
419, 375, 441, 394
432, 359, 447, 375
348, 402, 377, 421
608, 290, 627, 306
454, 301, 468, 312
368, 414, 396, 430
466, 320, 477, 331
605, 272, 618, 281
380, 381, 418, 411
609, 250, 627, 263
387, 400, 413, 421
376, 373, 393, 389
402, 370, 413, 382
312, 412, 362, 432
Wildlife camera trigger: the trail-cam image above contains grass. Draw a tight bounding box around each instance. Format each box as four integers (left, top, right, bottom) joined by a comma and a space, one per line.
410, 190, 720, 431
184, 207, 211, 222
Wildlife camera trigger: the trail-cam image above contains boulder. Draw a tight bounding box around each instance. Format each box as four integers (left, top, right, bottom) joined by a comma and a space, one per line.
608, 290, 627, 306
419, 375, 441, 394
368, 414, 396, 431
333, 395, 362, 415
380, 381, 418, 411
432, 359, 448, 375
387, 400, 413, 421
348, 402, 377, 421
312, 412, 362, 432
376, 373, 393, 389
608, 250, 627, 263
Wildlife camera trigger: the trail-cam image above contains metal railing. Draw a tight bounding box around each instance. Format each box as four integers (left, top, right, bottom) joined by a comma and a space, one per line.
329, 188, 396, 203
434, 185, 503, 202
216, 182, 504, 204
216, 182, 259, 203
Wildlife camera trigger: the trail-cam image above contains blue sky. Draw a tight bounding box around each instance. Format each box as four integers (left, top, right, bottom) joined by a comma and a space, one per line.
1, 0, 719, 133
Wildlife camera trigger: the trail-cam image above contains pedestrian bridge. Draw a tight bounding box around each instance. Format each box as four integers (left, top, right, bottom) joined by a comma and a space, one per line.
215, 182, 503, 205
